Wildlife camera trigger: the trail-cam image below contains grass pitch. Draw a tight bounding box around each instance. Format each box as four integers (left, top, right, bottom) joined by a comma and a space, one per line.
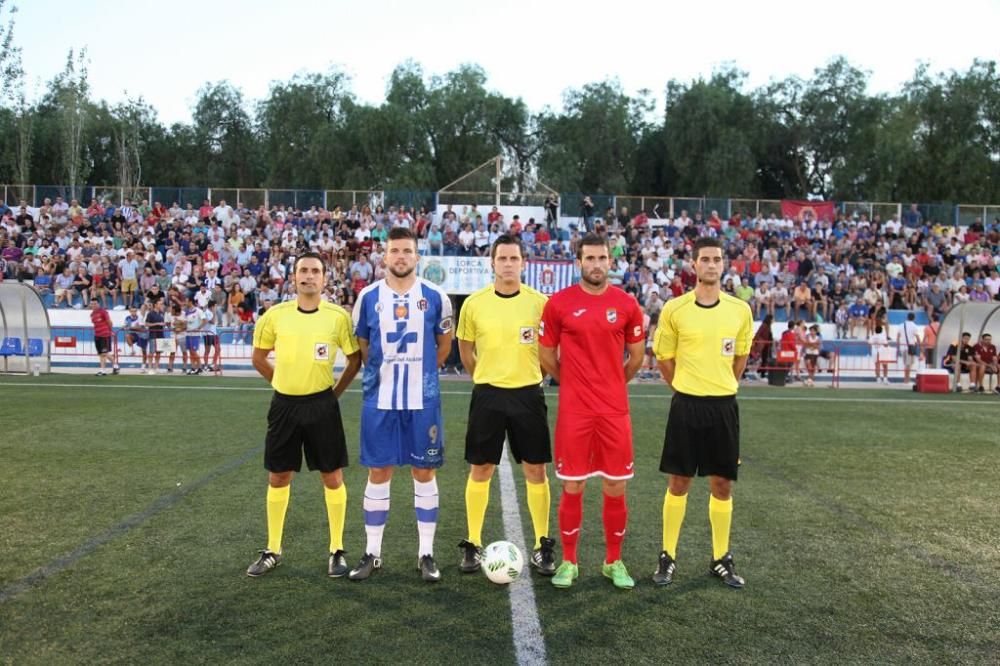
0, 376, 997, 664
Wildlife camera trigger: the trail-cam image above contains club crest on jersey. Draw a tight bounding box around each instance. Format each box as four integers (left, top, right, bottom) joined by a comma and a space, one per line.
520, 327, 535, 344
606, 308, 618, 323
721, 338, 735, 356
314, 343, 330, 360
417, 298, 428, 311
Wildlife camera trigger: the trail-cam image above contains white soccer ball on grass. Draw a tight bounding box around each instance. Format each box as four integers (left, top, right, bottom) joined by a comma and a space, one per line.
482, 540, 524, 585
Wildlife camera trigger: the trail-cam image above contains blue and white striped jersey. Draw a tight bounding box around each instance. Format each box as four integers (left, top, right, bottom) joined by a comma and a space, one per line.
353, 278, 453, 410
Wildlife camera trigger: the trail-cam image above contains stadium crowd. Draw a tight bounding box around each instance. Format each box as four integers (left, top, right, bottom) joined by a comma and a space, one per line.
1, 194, 998, 377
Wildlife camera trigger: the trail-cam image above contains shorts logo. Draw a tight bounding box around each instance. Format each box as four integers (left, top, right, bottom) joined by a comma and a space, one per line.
428, 424, 438, 443
721, 338, 735, 356
520, 327, 535, 344
606, 308, 617, 323
314, 343, 330, 360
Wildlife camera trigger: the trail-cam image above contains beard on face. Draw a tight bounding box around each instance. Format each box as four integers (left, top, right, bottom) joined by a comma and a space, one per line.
389, 264, 415, 279
582, 268, 607, 288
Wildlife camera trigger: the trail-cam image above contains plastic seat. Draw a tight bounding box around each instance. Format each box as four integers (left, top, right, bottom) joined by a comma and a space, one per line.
27, 338, 45, 356
1, 337, 24, 356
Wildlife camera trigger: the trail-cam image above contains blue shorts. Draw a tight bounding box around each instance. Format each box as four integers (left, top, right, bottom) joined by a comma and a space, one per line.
126, 334, 147, 350
185, 336, 201, 351
360, 402, 444, 468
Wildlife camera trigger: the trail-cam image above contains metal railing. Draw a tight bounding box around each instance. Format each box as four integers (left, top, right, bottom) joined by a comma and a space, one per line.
2, 184, 998, 226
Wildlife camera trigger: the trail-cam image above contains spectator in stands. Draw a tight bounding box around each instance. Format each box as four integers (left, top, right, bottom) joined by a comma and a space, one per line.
72, 267, 92, 306
54, 268, 75, 307
923, 282, 949, 321
792, 280, 814, 321
847, 296, 869, 338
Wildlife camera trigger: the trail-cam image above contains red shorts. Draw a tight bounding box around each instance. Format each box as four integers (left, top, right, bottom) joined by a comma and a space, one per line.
554, 411, 634, 481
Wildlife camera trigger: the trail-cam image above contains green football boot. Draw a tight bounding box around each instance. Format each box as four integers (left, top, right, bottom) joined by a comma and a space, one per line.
601, 560, 635, 590
551, 561, 579, 588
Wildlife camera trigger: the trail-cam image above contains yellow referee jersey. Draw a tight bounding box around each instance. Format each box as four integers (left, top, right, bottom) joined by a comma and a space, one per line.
654, 291, 753, 396
457, 284, 547, 388
253, 300, 360, 396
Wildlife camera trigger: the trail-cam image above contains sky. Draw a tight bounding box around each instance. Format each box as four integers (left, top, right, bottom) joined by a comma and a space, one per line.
12, 0, 1000, 125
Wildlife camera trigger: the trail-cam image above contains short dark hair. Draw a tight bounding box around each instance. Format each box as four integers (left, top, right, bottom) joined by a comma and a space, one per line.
293, 251, 326, 275
693, 236, 724, 259
576, 232, 610, 259
387, 226, 417, 248
490, 234, 524, 260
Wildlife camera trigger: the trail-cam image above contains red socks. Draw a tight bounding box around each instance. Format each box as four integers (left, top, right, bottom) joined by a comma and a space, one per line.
558, 490, 583, 563
603, 493, 628, 563
559, 491, 629, 564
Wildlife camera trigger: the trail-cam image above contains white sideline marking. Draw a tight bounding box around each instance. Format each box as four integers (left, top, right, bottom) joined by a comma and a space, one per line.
0, 381, 994, 407
497, 439, 547, 666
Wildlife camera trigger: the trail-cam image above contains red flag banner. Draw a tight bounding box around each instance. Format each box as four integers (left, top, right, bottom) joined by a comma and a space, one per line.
780, 200, 836, 223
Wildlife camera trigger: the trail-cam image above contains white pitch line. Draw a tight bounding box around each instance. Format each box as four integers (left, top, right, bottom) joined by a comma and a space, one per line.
0, 381, 994, 407
497, 440, 547, 666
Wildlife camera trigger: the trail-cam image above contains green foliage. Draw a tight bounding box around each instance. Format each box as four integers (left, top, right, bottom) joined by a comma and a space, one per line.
1, 55, 998, 204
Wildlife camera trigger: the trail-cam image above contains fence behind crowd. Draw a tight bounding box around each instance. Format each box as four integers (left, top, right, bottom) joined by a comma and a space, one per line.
3, 184, 999, 226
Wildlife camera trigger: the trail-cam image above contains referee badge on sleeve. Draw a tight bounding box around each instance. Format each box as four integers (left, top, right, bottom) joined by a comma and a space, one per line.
315, 343, 330, 360
721, 338, 735, 356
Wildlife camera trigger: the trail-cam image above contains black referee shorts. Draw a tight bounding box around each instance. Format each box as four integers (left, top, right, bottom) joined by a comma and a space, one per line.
660, 392, 740, 481
265, 389, 348, 473
465, 384, 552, 466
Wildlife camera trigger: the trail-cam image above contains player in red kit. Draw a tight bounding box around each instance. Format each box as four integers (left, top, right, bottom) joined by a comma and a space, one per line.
538, 233, 646, 590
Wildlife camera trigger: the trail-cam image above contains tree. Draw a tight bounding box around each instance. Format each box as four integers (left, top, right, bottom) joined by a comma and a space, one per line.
537, 79, 652, 193
257, 70, 352, 188
53, 48, 90, 190
192, 81, 260, 187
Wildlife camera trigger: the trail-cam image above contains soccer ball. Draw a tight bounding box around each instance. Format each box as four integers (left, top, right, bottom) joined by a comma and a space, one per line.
482, 541, 524, 585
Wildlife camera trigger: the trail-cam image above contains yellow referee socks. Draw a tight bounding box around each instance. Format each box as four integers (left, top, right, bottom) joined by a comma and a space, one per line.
465, 476, 491, 546
662, 491, 687, 558
709, 495, 733, 561
266, 484, 291, 554
324, 484, 347, 553
525, 479, 551, 549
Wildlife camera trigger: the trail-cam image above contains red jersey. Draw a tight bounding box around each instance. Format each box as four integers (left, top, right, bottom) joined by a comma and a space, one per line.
90, 308, 113, 337
973, 342, 997, 363
539, 284, 644, 416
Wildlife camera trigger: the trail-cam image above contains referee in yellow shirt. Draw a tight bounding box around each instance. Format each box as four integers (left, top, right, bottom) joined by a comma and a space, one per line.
456, 234, 556, 576
246, 252, 362, 578
652, 236, 753, 588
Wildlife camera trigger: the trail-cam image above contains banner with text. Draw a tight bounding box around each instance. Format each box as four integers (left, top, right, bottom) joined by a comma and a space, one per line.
417, 256, 493, 295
